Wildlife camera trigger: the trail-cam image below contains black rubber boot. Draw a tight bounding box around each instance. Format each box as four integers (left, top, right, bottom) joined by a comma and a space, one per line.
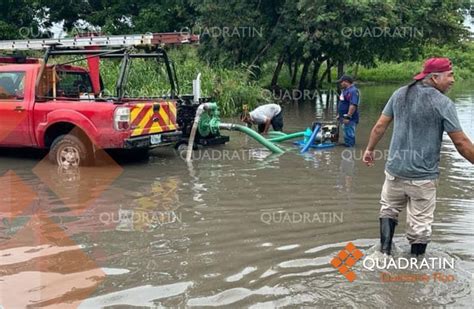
380, 218, 397, 255
411, 243, 427, 256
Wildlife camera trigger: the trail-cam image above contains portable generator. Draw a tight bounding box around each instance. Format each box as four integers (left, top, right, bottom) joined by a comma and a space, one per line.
312, 121, 340, 144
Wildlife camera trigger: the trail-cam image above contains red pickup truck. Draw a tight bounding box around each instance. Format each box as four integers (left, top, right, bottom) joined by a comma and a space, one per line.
0, 34, 189, 167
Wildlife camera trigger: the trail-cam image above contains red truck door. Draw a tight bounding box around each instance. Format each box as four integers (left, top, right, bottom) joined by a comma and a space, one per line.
0, 70, 33, 146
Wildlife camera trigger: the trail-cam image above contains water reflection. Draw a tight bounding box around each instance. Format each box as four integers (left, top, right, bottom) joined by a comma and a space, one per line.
0, 215, 105, 308
0, 82, 473, 307
338, 152, 355, 192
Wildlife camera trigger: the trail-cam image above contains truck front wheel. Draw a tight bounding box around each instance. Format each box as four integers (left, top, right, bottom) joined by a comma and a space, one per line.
49, 135, 93, 167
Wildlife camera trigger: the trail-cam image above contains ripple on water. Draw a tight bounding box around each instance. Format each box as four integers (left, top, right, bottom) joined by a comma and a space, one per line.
247, 239, 473, 307
78, 282, 193, 308
187, 286, 289, 307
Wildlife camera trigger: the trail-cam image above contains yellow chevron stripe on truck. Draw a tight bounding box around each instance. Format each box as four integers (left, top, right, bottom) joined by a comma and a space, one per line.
130, 102, 177, 137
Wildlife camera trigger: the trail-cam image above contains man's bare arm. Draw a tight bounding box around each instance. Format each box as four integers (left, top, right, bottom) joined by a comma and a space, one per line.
363, 114, 393, 166
348, 104, 357, 117
366, 114, 393, 151
263, 118, 272, 134
448, 131, 474, 164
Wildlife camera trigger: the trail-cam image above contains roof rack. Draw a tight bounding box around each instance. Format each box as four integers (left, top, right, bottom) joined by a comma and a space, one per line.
0, 32, 199, 51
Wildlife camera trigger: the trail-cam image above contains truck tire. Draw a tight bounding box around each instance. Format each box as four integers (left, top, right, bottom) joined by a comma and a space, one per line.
174, 140, 198, 152
49, 134, 93, 167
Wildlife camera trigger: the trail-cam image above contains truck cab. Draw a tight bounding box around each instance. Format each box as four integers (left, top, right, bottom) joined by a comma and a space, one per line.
0, 33, 194, 167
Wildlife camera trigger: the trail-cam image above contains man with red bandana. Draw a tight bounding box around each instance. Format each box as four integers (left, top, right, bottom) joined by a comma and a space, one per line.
363, 58, 474, 256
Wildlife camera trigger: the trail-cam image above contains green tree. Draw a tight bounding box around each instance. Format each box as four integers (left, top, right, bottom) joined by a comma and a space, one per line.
272, 0, 471, 90
193, 0, 285, 68
0, 0, 42, 40
41, 0, 196, 34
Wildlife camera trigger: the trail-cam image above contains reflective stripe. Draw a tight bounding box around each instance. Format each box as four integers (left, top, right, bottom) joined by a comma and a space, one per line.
130, 101, 178, 136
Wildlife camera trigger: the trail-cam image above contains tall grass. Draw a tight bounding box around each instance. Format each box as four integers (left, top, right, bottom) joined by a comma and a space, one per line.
98, 47, 266, 116
348, 61, 421, 83
168, 47, 265, 116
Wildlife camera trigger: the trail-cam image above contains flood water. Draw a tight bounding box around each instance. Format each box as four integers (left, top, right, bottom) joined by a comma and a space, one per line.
0, 82, 473, 308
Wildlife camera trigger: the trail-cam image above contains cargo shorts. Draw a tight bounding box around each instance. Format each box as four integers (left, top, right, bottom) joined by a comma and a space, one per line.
379, 170, 438, 244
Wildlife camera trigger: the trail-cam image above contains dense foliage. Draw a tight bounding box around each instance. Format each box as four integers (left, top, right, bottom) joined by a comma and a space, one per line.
1, 1, 472, 113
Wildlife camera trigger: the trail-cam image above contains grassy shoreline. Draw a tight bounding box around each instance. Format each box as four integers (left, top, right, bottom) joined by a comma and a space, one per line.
346, 43, 474, 83
101, 43, 474, 117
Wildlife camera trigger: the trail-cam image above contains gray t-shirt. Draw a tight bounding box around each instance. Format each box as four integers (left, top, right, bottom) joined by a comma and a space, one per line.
250, 104, 281, 124
382, 82, 462, 180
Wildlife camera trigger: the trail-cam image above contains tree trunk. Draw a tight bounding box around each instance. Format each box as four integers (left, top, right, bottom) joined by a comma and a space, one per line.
249, 41, 272, 68
287, 54, 293, 77
248, 14, 282, 68
291, 59, 299, 87
327, 60, 332, 83
319, 59, 331, 86
337, 60, 344, 80
298, 58, 311, 93
309, 60, 321, 90
271, 53, 285, 87
237, 45, 243, 64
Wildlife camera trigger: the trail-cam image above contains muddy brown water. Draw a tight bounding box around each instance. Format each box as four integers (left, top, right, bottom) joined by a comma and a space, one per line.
0, 82, 473, 308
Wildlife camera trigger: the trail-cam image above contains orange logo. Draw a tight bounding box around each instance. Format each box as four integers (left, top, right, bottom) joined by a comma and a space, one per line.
331, 242, 364, 282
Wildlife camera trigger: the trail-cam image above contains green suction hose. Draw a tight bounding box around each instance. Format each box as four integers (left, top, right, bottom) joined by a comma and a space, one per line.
186, 102, 284, 158
268, 131, 305, 143
219, 123, 284, 154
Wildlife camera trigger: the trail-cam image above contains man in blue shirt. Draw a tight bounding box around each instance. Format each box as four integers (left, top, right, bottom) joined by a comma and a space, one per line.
336, 75, 360, 147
